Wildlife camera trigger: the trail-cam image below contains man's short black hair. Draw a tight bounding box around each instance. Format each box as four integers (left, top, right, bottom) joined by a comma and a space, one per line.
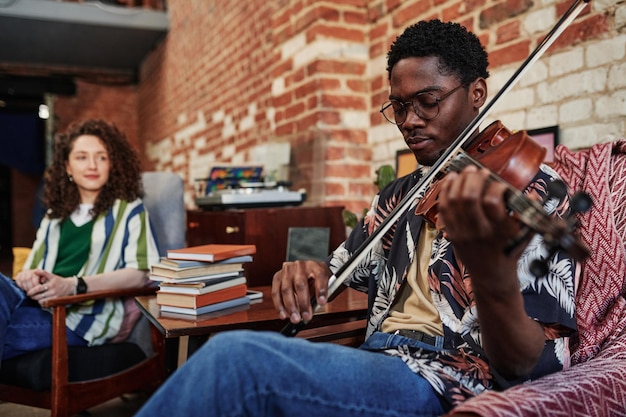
386, 19, 489, 85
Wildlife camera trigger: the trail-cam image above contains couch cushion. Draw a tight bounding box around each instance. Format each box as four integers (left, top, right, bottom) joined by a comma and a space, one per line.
0, 343, 147, 391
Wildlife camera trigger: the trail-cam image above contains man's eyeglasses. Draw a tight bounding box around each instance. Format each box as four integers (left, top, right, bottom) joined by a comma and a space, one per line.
380, 84, 466, 125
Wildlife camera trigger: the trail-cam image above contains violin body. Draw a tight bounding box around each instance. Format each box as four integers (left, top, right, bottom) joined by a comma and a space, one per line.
415, 120, 547, 225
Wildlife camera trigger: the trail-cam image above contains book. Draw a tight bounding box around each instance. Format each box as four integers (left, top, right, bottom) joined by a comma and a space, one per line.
151, 261, 243, 279
166, 244, 256, 262
157, 283, 248, 308
158, 276, 247, 295
149, 270, 243, 284
159, 296, 250, 316
246, 289, 263, 301
159, 255, 253, 269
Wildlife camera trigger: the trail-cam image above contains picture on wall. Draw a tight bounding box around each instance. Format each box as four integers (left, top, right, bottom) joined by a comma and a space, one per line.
396, 149, 417, 178
527, 126, 559, 163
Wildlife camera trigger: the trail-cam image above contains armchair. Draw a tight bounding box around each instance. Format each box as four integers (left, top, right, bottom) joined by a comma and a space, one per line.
0, 171, 185, 417
451, 140, 626, 416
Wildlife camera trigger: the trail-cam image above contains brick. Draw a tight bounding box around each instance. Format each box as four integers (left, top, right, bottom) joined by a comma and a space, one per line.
367, 3, 384, 21
344, 10, 368, 25
294, 79, 321, 100
320, 78, 343, 91
297, 113, 320, 130
488, 39, 531, 68
442, 3, 464, 22
549, 14, 609, 51
496, 20, 520, 44
386, 0, 403, 13
318, 110, 342, 125
370, 21, 389, 40
559, 98, 593, 123
349, 182, 378, 197
273, 91, 293, 108
331, 0, 369, 6
479, 0, 533, 28
325, 146, 347, 161
346, 79, 369, 93
393, 0, 432, 28
295, 5, 340, 33
309, 59, 367, 75
285, 101, 307, 120
329, 129, 368, 144
325, 182, 347, 196
369, 41, 388, 60
307, 96, 319, 111
326, 163, 372, 178
463, 0, 487, 12
320, 94, 367, 110
272, 59, 293, 78
556, 0, 591, 20
306, 23, 366, 43
345, 146, 374, 161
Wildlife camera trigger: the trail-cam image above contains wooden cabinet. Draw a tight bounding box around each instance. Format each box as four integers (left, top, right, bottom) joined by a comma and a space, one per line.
187, 206, 346, 286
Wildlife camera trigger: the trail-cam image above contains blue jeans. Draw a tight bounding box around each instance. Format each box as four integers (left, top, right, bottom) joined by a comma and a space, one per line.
136, 330, 445, 417
0, 273, 87, 360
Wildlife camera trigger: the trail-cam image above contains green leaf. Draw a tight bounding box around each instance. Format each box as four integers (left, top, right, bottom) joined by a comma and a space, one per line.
374, 164, 395, 190
342, 209, 358, 229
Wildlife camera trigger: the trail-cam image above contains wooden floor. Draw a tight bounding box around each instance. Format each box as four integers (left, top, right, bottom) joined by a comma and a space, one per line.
0, 393, 149, 417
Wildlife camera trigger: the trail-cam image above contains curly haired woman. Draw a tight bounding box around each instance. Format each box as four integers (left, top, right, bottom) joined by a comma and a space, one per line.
0, 119, 159, 360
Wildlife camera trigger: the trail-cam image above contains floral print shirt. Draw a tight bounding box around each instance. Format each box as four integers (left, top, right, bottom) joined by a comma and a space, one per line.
328, 165, 579, 409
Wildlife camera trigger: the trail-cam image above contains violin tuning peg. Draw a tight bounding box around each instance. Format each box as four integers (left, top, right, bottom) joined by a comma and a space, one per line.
571, 191, 593, 214
547, 179, 567, 201
529, 258, 550, 278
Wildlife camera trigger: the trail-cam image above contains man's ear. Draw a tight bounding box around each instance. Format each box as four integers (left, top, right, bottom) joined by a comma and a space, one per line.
470, 78, 488, 109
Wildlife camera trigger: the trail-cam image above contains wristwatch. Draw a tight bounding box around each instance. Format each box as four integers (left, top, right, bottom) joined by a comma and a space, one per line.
75, 276, 88, 294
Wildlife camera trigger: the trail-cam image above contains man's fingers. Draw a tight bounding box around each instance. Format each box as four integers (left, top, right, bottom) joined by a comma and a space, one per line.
271, 260, 330, 324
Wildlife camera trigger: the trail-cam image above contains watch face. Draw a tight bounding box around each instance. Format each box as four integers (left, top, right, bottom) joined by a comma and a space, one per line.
77, 277, 88, 294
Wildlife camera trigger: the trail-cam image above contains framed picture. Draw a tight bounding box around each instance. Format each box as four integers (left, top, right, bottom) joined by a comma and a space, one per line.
396, 149, 417, 178
527, 126, 559, 163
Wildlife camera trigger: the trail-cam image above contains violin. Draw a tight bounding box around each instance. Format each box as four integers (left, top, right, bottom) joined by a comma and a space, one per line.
281, 0, 592, 337
415, 119, 591, 275
416, 120, 547, 226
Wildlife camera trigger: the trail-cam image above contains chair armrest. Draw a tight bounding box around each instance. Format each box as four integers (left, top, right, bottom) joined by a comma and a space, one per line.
41, 286, 157, 308
450, 328, 626, 416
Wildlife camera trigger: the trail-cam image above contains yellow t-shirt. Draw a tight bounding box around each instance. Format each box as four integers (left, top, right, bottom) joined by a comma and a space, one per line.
381, 223, 444, 336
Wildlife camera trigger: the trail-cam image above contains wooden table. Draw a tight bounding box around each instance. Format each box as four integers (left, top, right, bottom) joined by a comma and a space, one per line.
136, 285, 368, 371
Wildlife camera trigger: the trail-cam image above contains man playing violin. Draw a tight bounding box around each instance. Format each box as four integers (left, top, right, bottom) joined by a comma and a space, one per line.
136, 19, 578, 417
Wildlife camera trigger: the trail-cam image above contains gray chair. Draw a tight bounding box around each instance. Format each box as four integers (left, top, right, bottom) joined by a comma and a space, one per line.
142, 171, 186, 257
0, 171, 186, 417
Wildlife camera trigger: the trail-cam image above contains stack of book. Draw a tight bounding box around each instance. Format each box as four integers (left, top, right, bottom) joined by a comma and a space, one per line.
150, 244, 257, 316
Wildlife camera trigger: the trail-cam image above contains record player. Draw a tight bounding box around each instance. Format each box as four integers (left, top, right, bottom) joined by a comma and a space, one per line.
194, 166, 306, 210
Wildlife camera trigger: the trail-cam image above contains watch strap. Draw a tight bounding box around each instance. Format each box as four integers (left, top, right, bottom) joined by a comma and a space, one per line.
75, 275, 88, 294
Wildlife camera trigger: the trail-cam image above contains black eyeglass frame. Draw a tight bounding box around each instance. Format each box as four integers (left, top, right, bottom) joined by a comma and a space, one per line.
380, 84, 467, 125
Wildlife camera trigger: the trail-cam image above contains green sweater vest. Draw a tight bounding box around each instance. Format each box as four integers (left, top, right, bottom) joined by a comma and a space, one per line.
53, 218, 94, 277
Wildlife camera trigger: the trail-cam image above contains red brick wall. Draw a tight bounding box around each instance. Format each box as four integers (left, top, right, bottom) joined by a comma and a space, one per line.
46, 0, 622, 216
54, 79, 139, 150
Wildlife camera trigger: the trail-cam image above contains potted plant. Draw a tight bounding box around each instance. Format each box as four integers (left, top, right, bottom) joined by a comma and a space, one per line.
342, 164, 396, 229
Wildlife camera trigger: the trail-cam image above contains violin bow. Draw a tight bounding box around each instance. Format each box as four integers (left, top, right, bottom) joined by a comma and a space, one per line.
282, 0, 590, 337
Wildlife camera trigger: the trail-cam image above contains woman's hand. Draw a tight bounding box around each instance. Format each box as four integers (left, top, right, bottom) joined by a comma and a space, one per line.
14, 269, 76, 304
271, 260, 332, 323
